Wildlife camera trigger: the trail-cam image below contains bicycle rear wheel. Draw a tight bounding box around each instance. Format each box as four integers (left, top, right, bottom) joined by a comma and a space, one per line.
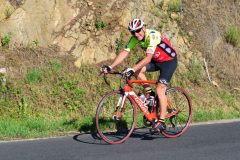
96, 90, 136, 144
161, 87, 192, 138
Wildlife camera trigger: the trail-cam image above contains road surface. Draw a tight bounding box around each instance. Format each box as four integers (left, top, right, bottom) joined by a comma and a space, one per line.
0, 120, 239, 160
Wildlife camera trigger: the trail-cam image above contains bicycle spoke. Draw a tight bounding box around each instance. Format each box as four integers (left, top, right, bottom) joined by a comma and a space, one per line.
96, 90, 136, 144
162, 87, 192, 138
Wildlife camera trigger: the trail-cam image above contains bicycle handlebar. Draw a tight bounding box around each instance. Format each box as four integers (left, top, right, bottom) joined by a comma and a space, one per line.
100, 71, 132, 87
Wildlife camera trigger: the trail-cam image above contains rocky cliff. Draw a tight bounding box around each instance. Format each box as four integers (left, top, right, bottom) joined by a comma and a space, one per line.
0, 0, 189, 67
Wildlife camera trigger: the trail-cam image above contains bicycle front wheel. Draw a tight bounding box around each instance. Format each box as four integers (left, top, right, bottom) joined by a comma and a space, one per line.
96, 90, 136, 144
161, 87, 192, 138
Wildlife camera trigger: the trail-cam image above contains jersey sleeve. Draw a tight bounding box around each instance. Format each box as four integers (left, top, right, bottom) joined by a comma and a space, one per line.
124, 36, 139, 52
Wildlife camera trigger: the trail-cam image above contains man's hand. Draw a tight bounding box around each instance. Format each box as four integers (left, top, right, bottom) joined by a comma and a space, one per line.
123, 68, 135, 77
100, 65, 112, 74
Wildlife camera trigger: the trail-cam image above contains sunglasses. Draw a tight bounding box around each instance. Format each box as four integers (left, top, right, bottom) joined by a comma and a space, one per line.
130, 29, 142, 35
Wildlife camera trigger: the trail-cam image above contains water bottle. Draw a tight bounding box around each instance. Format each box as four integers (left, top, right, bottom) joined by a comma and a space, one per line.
148, 96, 155, 107
146, 92, 156, 112
138, 93, 146, 103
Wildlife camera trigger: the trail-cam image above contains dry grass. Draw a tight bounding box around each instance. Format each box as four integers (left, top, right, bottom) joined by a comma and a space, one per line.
182, 0, 240, 89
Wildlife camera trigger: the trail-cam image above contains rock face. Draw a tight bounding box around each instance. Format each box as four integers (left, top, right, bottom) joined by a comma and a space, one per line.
0, 0, 187, 67
0, 0, 76, 46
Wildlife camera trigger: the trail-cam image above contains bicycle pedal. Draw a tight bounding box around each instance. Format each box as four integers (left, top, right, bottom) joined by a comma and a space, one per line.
149, 128, 160, 135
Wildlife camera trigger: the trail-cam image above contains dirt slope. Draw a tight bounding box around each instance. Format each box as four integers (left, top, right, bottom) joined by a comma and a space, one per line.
182, 0, 240, 89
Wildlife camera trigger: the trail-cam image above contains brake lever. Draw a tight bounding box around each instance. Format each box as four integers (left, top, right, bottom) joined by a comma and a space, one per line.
98, 72, 110, 85
103, 73, 110, 85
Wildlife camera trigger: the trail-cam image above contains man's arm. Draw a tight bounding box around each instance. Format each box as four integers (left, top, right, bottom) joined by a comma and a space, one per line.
133, 53, 153, 71
110, 50, 129, 69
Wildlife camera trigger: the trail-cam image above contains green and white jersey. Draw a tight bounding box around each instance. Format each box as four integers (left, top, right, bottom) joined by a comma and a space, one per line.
124, 29, 177, 62
124, 29, 161, 54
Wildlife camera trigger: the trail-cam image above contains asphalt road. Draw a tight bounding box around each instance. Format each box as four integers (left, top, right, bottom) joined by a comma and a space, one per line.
0, 120, 240, 160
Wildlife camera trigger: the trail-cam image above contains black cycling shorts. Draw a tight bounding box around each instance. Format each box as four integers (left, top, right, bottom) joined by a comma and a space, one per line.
146, 57, 177, 86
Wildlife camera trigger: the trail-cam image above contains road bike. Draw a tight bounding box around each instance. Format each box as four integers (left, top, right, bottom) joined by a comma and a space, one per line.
96, 71, 192, 144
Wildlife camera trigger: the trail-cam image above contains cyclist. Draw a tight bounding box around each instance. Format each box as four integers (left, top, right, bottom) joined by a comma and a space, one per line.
100, 18, 178, 132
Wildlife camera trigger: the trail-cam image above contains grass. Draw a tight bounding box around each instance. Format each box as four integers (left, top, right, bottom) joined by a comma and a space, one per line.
95, 17, 106, 30
25, 68, 43, 84
193, 108, 240, 122
192, 86, 240, 122
0, 115, 94, 139
49, 59, 62, 73
187, 56, 204, 85
1, 33, 11, 48
168, 0, 182, 13
0, 55, 106, 139
225, 25, 240, 47
4, 8, 12, 19
0, 48, 239, 140
115, 32, 125, 53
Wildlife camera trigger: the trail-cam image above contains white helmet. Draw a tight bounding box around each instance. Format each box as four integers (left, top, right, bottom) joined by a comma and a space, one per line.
128, 18, 144, 32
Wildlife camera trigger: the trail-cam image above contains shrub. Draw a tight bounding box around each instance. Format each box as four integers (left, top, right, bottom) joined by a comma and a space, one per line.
1, 33, 11, 47
95, 17, 106, 29
49, 59, 62, 73
25, 68, 43, 84
4, 8, 12, 19
187, 56, 204, 85
168, 0, 182, 12
225, 25, 240, 47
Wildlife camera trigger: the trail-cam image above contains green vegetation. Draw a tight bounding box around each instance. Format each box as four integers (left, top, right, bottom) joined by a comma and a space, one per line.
192, 85, 240, 122
95, 17, 106, 30
0, 53, 109, 139
49, 59, 62, 73
1, 33, 11, 48
225, 25, 240, 47
25, 68, 43, 84
187, 56, 204, 85
0, 49, 239, 139
156, 0, 164, 9
32, 40, 40, 47
194, 108, 240, 122
115, 32, 125, 53
0, 116, 94, 139
168, 0, 182, 12
4, 8, 12, 19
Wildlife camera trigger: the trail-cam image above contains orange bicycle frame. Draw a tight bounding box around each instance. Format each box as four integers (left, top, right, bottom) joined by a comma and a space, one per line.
112, 79, 178, 122
124, 80, 159, 122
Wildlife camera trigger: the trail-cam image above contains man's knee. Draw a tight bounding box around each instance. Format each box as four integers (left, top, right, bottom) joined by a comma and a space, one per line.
156, 83, 167, 95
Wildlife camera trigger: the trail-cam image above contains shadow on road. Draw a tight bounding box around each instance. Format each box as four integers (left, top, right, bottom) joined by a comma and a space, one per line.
72, 117, 108, 145
130, 128, 166, 141
73, 132, 108, 145
72, 117, 166, 145
73, 127, 166, 145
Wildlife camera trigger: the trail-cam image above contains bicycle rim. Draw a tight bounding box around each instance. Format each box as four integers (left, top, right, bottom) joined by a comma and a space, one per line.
96, 90, 136, 144
161, 87, 192, 138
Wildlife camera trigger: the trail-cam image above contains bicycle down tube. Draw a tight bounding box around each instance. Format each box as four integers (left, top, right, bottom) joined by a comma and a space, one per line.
123, 81, 158, 122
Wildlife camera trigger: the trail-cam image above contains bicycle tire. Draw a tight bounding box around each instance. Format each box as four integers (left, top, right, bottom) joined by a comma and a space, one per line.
161, 87, 192, 138
96, 90, 136, 144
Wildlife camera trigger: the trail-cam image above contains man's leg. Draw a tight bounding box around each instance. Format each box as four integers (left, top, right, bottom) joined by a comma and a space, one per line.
153, 59, 178, 132
156, 83, 167, 120
134, 67, 152, 92
150, 82, 167, 132
135, 66, 147, 80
